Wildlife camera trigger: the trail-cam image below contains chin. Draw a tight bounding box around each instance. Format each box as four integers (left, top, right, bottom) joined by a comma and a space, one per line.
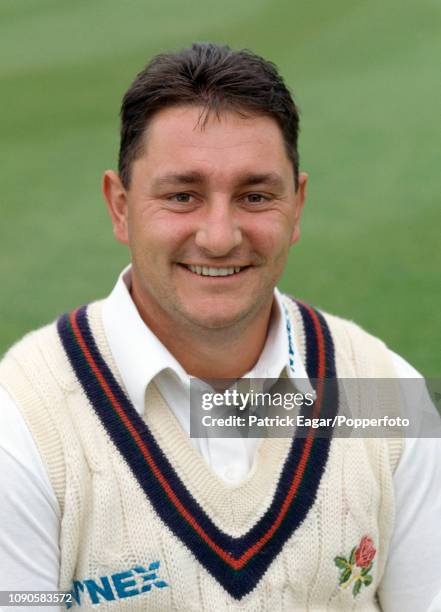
179, 294, 267, 331
183, 308, 247, 331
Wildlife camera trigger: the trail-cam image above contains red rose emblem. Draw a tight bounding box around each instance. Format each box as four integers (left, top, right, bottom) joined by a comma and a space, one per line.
355, 536, 376, 568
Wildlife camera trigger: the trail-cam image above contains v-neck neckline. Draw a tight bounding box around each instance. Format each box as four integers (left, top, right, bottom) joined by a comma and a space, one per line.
57, 297, 338, 600
143, 380, 295, 534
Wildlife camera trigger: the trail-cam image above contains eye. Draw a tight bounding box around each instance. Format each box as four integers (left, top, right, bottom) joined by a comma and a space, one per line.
243, 193, 271, 204
170, 192, 193, 203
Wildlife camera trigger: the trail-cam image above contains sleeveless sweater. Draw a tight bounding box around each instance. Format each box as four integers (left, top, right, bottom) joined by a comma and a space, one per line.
0, 296, 403, 611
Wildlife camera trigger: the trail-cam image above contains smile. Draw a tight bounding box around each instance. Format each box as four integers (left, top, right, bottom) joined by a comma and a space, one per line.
183, 264, 246, 277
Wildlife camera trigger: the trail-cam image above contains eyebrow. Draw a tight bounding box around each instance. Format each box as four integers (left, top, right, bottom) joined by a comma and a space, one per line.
151, 171, 285, 191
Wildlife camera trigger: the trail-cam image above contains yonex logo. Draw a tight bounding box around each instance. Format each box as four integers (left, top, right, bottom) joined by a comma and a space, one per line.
66, 561, 168, 607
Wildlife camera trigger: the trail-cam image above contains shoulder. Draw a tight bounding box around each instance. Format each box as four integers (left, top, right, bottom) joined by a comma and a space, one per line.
0, 302, 104, 467
0, 318, 73, 397
0, 301, 104, 512
0, 300, 106, 389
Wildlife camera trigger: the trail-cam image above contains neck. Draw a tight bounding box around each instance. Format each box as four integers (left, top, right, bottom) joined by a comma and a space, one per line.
131, 291, 273, 380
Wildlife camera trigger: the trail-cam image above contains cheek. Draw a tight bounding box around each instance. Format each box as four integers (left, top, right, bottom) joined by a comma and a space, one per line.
247, 219, 292, 259
128, 209, 194, 262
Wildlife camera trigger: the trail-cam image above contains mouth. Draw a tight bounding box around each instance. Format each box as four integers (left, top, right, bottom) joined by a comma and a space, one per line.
179, 264, 250, 277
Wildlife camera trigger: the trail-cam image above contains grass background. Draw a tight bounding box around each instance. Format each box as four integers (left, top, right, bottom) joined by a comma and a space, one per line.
1, 0, 439, 375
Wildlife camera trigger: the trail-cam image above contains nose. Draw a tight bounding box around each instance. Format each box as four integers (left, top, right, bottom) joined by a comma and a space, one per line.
195, 199, 242, 256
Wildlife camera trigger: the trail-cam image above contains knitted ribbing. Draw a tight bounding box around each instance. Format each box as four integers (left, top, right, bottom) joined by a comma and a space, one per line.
0, 298, 401, 611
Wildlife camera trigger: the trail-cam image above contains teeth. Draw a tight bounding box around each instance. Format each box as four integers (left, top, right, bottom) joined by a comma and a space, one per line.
187, 265, 243, 277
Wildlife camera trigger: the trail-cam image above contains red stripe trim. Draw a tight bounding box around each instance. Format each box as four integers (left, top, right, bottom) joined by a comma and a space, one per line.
69, 304, 326, 570
238, 301, 327, 563
295, 300, 326, 380
69, 310, 236, 567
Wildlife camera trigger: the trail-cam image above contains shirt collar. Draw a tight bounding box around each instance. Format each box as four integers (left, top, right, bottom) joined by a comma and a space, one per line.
102, 266, 315, 416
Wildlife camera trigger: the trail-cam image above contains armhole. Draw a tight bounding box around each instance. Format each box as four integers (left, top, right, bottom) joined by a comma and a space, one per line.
0, 343, 66, 513
332, 317, 405, 474
334, 316, 405, 474
281, 297, 405, 474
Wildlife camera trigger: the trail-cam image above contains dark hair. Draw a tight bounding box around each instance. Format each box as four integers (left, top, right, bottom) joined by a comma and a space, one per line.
119, 42, 301, 189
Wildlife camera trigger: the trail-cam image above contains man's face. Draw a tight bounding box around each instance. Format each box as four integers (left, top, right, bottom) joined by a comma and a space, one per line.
104, 105, 307, 332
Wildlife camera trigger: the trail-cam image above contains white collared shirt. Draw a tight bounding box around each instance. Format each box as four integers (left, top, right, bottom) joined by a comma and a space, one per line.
102, 267, 315, 484
1, 267, 440, 612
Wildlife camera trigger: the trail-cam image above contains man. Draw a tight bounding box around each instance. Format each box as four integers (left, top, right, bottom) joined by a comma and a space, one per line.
0, 43, 440, 611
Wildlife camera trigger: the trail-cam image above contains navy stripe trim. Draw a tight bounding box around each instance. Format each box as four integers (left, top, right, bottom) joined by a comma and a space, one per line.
57, 298, 338, 599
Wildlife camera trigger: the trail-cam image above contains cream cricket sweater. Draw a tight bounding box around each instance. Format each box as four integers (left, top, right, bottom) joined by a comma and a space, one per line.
0, 296, 403, 611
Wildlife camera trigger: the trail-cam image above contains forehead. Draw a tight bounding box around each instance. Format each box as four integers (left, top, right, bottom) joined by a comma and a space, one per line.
137, 105, 293, 181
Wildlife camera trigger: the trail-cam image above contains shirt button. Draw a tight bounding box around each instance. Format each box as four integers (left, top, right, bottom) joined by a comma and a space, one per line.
223, 466, 240, 483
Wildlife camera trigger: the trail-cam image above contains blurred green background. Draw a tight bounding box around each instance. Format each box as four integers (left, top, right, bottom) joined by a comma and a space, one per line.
1, 0, 440, 375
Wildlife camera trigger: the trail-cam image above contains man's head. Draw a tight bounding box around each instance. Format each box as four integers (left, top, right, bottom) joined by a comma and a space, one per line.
104, 43, 307, 338
118, 42, 301, 191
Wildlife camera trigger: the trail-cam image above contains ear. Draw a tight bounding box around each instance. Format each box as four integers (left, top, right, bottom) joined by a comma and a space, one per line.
290, 172, 308, 245
102, 170, 129, 245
